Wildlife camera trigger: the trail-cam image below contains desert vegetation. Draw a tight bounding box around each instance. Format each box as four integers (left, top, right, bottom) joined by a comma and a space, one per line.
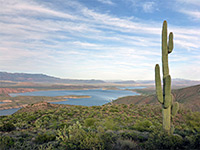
0, 102, 200, 149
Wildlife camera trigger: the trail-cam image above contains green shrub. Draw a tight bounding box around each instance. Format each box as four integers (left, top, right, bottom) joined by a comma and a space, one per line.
185, 112, 200, 132
35, 132, 56, 144
56, 121, 104, 149
101, 130, 119, 149
0, 136, 15, 149
120, 130, 149, 142
133, 119, 153, 132
114, 139, 138, 150
104, 119, 119, 130
0, 122, 15, 132
145, 131, 183, 150
84, 118, 96, 128
193, 133, 200, 149
109, 108, 119, 112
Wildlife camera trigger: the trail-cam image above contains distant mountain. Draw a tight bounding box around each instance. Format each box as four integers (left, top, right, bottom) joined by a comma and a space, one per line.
0, 72, 105, 84
113, 80, 136, 84
1, 71, 199, 86
135, 79, 200, 86
113, 84, 200, 111
0, 72, 59, 82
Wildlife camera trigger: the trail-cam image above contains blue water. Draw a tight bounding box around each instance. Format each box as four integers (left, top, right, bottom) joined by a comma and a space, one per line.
0, 108, 21, 116
0, 102, 4, 104
10, 89, 138, 106
1, 88, 142, 116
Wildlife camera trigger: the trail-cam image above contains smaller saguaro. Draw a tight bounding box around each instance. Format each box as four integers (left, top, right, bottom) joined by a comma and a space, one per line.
155, 20, 179, 134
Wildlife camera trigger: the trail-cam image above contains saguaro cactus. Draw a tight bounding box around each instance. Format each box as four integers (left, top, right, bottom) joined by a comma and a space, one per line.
155, 20, 179, 134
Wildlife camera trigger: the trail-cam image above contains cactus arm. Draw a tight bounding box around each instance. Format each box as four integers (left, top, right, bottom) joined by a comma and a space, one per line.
155, 64, 163, 103
172, 102, 179, 116
163, 75, 172, 108
168, 32, 173, 53
162, 20, 169, 77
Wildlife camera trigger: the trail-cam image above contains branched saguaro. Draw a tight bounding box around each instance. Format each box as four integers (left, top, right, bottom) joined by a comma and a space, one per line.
155, 20, 179, 134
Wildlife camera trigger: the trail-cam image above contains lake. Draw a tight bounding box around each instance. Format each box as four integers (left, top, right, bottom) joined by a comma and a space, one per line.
0, 108, 21, 116
1, 87, 143, 116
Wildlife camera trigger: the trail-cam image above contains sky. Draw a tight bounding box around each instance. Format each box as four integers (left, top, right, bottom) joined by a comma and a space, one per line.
0, 0, 200, 80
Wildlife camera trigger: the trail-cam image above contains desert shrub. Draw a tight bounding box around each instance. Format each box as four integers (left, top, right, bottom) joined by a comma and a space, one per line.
120, 130, 149, 142
56, 121, 104, 149
120, 131, 138, 140
104, 119, 119, 130
54, 122, 69, 130
34, 115, 52, 128
109, 108, 119, 112
113, 139, 138, 150
38, 143, 54, 150
132, 119, 153, 132
101, 130, 119, 149
145, 131, 183, 150
122, 104, 128, 108
0, 122, 15, 132
35, 132, 56, 144
185, 112, 200, 132
84, 118, 96, 128
192, 133, 200, 149
0, 136, 15, 149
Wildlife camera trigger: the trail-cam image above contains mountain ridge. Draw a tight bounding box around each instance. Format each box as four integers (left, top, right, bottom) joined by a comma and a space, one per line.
0, 71, 105, 84
1, 71, 200, 86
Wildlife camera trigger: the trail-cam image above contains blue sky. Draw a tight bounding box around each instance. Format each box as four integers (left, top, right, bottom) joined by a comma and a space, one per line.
0, 0, 200, 80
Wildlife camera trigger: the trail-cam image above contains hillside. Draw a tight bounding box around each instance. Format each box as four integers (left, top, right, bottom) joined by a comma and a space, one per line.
114, 84, 200, 111
1, 102, 200, 149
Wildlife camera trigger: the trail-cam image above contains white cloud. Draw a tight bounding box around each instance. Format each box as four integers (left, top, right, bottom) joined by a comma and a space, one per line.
142, 2, 155, 13
97, 0, 114, 5
81, 8, 161, 35
0, 0, 199, 80
176, 0, 200, 6
175, 0, 200, 20
179, 10, 200, 20
0, 0, 77, 20
126, 0, 157, 13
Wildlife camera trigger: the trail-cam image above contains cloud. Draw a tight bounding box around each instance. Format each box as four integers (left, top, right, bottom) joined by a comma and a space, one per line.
0, 0, 77, 20
179, 10, 200, 20
97, 0, 114, 5
142, 2, 156, 13
126, 0, 157, 13
0, 0, 199, 80
81, 8, 161, 34
175, 0, 200, 6
175, 0, 200, 20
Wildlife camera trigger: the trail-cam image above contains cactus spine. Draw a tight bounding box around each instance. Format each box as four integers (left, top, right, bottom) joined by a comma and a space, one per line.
155, 20, 179, 134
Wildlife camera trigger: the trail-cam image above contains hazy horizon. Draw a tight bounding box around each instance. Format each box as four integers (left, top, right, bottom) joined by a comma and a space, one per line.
0, 0, 200, 80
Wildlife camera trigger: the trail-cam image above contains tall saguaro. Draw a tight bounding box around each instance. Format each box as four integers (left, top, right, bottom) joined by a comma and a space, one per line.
155, 20, 179, 134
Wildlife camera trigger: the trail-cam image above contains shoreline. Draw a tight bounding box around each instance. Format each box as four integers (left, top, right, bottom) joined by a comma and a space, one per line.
0, 95, 91, 110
